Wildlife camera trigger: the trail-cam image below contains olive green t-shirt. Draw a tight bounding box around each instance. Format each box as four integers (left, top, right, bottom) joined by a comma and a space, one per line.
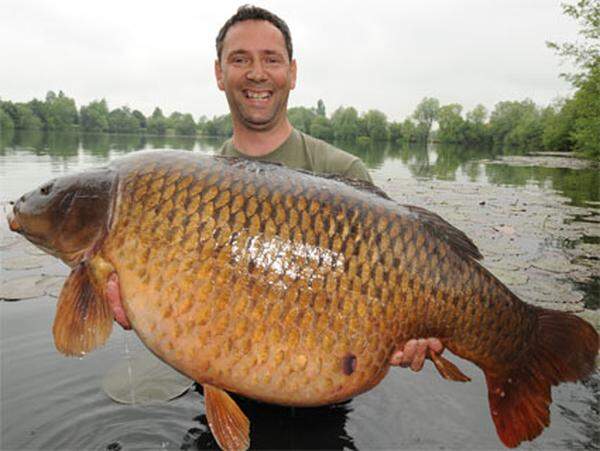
218, 129, 372, 183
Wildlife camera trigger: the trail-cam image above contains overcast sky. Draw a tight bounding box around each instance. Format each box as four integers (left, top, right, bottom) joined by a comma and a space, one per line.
1, 0, 578, 121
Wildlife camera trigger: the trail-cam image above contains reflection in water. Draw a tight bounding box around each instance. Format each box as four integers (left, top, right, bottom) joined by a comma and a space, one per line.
182, 384, 356, 450
557, 374, 600, 450
485, 163, 599, 207
2, 130, 597, 210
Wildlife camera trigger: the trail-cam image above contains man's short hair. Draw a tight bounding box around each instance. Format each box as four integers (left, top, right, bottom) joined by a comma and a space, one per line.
216, 5, 293, 62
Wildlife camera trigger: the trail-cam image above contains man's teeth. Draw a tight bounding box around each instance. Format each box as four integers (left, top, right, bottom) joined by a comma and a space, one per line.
246, 91, 270, 99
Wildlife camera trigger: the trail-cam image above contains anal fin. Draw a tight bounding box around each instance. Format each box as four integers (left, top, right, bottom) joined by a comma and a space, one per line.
204, 384, 250, 451
429, 350, 471, 382
53, 263, 113, 356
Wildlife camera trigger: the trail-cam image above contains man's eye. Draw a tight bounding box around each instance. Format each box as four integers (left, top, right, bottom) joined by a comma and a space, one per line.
233, 57, 248, 64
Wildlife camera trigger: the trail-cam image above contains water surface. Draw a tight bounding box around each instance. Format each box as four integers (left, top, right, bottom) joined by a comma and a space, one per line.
1, 130, 598, 450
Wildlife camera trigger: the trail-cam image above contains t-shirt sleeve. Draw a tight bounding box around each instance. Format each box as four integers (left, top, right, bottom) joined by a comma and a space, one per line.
344, 159, 373, 183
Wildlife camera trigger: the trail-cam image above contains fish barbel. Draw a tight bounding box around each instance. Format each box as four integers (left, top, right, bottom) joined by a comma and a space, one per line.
7, 150, 598, 449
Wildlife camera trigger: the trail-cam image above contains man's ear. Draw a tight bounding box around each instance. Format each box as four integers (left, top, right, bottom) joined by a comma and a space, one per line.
215, 59, 225, 91
290, 59, 297, 90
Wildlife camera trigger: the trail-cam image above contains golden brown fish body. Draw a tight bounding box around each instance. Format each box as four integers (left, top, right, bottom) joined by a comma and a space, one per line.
8, 150, 598, 449
102, 151, 523, 405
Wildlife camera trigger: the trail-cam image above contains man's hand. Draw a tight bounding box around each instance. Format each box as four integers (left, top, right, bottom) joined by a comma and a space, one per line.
390, 338, 444, 371
107, 273, 131, 330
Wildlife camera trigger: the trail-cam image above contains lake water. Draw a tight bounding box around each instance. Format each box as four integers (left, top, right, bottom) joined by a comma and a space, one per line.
1, 130, 598, 450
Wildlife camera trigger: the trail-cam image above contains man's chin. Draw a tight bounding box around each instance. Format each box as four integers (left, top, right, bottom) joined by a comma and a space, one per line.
240, 116, 277, 131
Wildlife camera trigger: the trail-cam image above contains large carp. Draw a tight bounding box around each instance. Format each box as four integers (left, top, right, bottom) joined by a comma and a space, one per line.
7, 150, 598, 449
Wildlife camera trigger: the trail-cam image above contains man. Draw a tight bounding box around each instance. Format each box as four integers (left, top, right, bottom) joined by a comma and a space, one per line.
215, 5, 372, 182
213, 5, 443, 371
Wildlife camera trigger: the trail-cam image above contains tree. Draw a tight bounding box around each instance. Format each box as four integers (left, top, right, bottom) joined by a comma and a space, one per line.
488, 100, 539, 147
46, 91, 78, 130
108, 106, 141, 133
362, 109, 389, 141
542, 99, 576, 151
172, 113, 197, 136
309, 115, 333, 140
132, 110, 147, 129
463, 104, 489, 145
547, 0, 600, 159
80, 99, 109, 132
12, 103, 43, 130
288, 107, 316, 133
401, 118, 417, 142
331, 106, 359, 140
147, 107, 168, 135
412, 97, 440, 141
569, 63, 600, 158
0, 106, 14, 132
388, 121, 404, 142
316, 99, 326, 117
546, 0, 600, 83
436, 104, 465, 143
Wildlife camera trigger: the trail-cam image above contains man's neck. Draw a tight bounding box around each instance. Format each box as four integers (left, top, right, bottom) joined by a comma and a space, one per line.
232, 119, 293, 157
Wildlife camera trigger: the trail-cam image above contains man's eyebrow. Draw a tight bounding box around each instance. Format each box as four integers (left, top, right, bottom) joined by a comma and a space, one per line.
227, 49, 285, 57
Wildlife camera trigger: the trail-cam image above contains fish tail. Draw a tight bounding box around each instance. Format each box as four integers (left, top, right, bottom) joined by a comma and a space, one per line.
484, 307, 598, 448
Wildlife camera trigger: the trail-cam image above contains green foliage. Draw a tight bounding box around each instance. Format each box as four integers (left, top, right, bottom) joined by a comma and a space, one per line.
12, 103, 43, 130
0, 106, 14, 132
547, 0, 600, 83
412, 97, 440, 141
316, 99, 326, 117
331, 106, 359, 140
569, 63, 600, 158
108, 106, 141, 133
147, 107, 168, 135
436, 104, 465, 143
80, 99, 109, 132
362, 109, 389, 141
401, 119, 417, 142
201, 114, 232, 137
169, 112, 196, 136
309, 115, 333, 140
288, 107, 316, 133
388, 121, 403, 142
542, 99, 575, 151
44, 91, 78, 130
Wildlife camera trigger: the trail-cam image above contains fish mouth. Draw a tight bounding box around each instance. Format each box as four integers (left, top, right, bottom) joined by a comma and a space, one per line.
6, 206, 21, 233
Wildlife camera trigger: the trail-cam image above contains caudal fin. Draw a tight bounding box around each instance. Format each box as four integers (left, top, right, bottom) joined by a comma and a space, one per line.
485, 308, 598, 448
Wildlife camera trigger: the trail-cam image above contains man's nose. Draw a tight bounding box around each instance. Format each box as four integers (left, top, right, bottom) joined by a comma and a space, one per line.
246, 60, 268, 82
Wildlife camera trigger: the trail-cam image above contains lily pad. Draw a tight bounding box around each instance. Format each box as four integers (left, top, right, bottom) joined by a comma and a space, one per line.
38, 276, 66, 298
531, 254, 572, 273
0, 275, 48, 300
1, 254, 49, 270
489, 269, 529, 286
102, 348, 194, 404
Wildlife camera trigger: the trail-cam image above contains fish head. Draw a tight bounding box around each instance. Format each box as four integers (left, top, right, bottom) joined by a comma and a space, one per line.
7, 169, 116, 266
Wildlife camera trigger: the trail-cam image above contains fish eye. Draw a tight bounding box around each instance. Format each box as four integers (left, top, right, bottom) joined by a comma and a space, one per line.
40, 183, 53, 196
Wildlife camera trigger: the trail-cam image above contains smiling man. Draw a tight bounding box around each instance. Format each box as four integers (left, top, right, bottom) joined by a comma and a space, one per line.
214, 5, 443, 373
215, 5, 372, 182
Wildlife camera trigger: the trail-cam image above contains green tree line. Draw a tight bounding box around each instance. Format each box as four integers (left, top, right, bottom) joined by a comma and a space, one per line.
1, 1, 597, 159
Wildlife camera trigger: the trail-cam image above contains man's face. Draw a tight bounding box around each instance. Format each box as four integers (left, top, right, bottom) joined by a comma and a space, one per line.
215, 20, 297, 131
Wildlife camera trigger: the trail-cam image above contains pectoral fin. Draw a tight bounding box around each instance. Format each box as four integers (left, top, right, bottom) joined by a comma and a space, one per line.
53, 263, 113, 356
428, 350, 471, 382
204, 384, 250, 451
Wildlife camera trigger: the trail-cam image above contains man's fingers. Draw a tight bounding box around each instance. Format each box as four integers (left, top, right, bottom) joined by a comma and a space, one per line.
400, 339, 418, 367
427, 337, 444, 354
410, 339, 428, 371
106, 272, 131, 330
